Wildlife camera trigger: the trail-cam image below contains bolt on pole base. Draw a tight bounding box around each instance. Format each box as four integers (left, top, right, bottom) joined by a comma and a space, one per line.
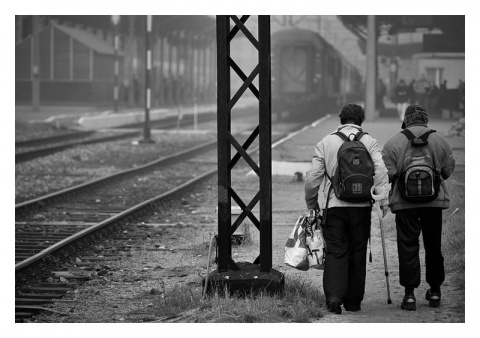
203, 261, 284, 297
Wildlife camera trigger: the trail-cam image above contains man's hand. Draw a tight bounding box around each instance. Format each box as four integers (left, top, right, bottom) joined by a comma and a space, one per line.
307, 209, 317, 225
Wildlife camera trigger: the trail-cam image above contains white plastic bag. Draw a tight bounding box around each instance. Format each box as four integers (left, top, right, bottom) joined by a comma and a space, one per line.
284, 216, 309, 271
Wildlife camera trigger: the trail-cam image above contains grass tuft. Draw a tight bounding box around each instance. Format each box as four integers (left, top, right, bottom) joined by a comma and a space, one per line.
147, 273, 324, 323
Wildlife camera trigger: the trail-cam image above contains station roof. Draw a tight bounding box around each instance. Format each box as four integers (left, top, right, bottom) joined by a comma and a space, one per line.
43, 15, 216, 38
52, 22, 120, 55
338, 15, 465, 55
338, 15, 465, 39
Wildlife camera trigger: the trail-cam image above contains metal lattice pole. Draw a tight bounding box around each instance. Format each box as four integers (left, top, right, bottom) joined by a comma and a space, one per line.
112, 15, 120, 113
258, 16, 272, 272
216, 16, 232, 272
216, 15, 272, 273
141, 15, 153, 143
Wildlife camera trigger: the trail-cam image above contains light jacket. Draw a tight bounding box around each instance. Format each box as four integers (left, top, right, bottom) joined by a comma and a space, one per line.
381, 123, 456, 213
305, 124, 390, 210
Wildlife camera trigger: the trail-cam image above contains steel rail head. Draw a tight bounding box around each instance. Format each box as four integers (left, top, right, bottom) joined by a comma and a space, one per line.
15, 168, 218, 272
15, 120, 319, 272
15, 138, 218, 210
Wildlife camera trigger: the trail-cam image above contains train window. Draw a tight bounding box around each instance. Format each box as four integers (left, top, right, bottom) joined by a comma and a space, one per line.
278, 46, 308, 93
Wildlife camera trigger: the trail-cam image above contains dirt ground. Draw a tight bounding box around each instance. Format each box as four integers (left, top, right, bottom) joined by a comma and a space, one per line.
28, 116, 465, 324
227, 170, 463, 323
228, 116, 466, 323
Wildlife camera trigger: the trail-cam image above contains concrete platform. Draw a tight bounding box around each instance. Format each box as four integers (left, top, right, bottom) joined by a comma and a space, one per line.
16, 97, 258, 130
268, 114, 461, 178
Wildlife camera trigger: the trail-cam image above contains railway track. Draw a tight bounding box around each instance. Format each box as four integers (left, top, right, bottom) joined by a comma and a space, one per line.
15, 143, 219, 321
14, 116, 313, 322
15, 107, 253, 164
15, 120, 301, 321
119, 109, 218, 129
15, 131, 141, 163
15, 130, 96, 148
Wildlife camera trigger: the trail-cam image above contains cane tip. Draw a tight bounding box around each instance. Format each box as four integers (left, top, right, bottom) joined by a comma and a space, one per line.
388, 299, 392, 304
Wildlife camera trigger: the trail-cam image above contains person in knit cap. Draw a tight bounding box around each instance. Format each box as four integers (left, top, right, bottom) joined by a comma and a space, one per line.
382, 104, 456, 311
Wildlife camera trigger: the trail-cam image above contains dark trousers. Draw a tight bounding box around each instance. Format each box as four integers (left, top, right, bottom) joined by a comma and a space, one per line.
395, 208, 445, 290
322, 207, 371, 306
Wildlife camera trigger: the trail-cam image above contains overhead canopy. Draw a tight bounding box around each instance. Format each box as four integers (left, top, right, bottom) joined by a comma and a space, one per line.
52, 22, 121, 55
338, 15, 465, 54
41, 15, 216, 38
338, 15, 465, 39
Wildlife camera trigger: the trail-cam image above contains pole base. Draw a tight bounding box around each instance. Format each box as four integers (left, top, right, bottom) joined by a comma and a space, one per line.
138, 138, 156, 144
203, 261, 284, 297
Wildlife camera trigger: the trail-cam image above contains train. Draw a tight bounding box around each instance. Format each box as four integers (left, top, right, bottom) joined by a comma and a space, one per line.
271, 28, 363, 120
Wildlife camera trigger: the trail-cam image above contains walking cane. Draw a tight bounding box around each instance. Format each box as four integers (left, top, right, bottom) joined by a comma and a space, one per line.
371, 185, 392, 304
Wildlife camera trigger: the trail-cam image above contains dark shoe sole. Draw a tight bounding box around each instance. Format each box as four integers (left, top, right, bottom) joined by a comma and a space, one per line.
401, 302, 416, 311
401, 298, 416, 311
344, 304, 361, 312
327, 300, 342, 314
426, 290, 441, 308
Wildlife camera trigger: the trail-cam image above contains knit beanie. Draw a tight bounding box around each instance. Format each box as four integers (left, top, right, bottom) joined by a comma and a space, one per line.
401, 104, 428, 129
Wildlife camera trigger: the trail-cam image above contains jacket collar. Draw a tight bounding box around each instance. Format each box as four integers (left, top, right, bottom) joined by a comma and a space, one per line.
405, 122, 428, 128
337, 124, 362, 132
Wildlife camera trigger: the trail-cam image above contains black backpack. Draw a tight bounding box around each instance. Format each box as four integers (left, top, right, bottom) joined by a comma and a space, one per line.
397, 129, 441, 203
326, 131, 375, 203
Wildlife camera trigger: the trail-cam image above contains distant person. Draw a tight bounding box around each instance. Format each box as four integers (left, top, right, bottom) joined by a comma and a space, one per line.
408, 79, 417, 105
376, 78, 387, 112
414, 74, 433, 108
305, 103, 390, 314
394, 79, 410, 121
429, 84, 440, 115
439, 80, 447, 111
382, 105, 455, 311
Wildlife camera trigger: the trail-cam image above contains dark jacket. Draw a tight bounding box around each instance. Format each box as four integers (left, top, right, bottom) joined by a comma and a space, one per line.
381, 124, 456, 213
395, 84, 409, 103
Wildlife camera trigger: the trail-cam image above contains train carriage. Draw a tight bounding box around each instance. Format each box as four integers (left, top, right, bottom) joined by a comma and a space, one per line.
271, 28, 362, 121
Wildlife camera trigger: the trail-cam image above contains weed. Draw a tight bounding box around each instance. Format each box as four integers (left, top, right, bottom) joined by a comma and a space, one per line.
146, 273, 324, 323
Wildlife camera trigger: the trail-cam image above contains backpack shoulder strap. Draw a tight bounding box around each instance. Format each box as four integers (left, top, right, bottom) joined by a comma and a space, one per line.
401, 128, 436, 146
418, 129, 436, 142
355, 131, 368, 141
401, 128, 436, 141
332, 131, 349, 142
400, 128, 416, 140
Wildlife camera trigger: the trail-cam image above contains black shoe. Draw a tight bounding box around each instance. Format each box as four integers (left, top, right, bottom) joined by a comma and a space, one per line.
401, 293, 416, 311
343, 303, 361, 312
327, 299, 342, 314
425, 289, 441, 308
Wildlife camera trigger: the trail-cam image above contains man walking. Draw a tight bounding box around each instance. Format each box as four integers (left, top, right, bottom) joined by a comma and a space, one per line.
382, 105, 455, 310
394, 79, 410, 122
305, 103, 390, 314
